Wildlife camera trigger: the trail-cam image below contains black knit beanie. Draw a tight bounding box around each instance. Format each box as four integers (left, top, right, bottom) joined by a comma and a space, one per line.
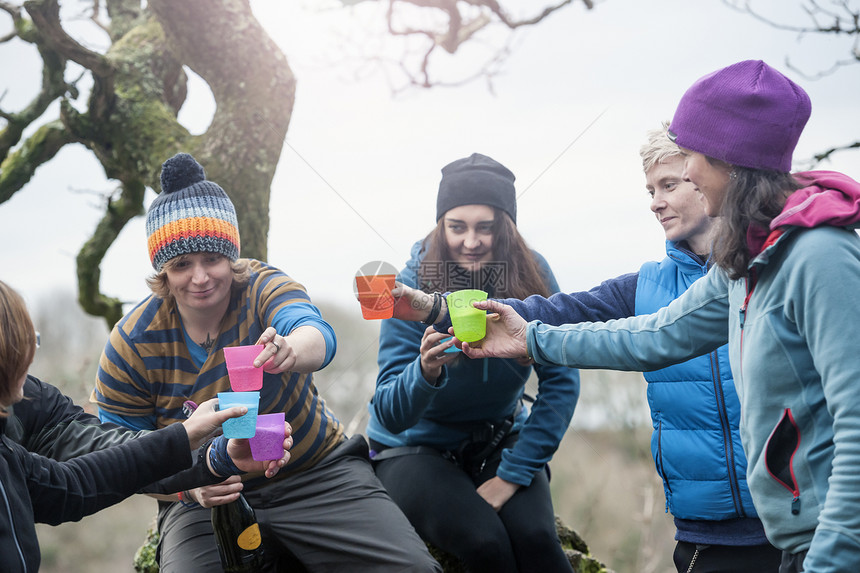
436, 153, 517, 223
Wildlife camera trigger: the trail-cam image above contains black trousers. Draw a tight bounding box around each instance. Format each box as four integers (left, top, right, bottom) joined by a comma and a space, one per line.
778, 550, 806, 573
374, 450, 572, 573
157, 436, 440, 572
673, 539, 783, 573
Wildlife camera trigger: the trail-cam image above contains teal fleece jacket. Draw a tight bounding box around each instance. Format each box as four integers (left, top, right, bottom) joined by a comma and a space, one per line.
367, 240, 580, 486
526, 171, 860, 572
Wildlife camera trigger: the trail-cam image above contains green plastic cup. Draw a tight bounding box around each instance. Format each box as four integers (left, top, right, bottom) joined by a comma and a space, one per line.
446, 289, 488, 343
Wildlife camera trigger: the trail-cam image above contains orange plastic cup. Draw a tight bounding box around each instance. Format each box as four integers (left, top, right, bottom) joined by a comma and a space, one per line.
355, 274, 396, 320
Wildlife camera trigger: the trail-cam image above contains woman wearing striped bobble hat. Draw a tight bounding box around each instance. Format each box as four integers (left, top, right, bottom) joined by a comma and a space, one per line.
93, 153, 441, 572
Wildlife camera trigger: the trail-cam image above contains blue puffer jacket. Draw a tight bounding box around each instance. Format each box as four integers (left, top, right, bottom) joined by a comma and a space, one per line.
638, 242, 755, 522
466, 241, 767, 545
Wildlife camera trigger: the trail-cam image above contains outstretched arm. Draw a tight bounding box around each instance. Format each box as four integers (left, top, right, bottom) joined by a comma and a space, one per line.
457, 300, 531, 360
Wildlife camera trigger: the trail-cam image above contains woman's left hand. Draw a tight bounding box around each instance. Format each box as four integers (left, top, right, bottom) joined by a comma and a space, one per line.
226, 422, 293, 478
476, 476, 521, 512
254, 327, 296, 373
183, 398, 246, 449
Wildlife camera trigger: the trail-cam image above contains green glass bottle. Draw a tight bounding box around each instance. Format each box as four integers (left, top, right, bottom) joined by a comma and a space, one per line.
211, 493, 265, 572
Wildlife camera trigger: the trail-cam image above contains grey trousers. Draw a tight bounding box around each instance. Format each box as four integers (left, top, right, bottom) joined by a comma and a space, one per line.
157, 435, 441, 572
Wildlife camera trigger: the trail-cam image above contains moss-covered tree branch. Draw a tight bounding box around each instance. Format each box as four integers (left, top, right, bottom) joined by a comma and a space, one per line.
0, 120, 74, 203
76, 178, 146, 328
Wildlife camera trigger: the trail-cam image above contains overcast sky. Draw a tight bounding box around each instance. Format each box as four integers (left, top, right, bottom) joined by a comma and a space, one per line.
2, 0, 859, 316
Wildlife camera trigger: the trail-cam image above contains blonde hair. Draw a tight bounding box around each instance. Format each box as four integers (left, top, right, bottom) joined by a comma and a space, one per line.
145, 255, 251, 301
0, 281, 36, 410
640, 121, 683, 173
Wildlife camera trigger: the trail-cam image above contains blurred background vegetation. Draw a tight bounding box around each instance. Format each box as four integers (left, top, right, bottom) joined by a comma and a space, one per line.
28, 289, 675, 573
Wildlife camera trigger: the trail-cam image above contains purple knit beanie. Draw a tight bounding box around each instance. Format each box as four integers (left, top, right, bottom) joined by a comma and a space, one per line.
668, 60, 811, 172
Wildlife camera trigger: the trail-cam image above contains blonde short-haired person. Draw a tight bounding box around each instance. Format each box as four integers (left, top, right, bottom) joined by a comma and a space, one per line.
456, 61, 860, 573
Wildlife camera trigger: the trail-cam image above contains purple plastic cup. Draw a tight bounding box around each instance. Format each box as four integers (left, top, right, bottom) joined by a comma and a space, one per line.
223, 345, 265, 391
249, 412, 287, 461
217, 391, 260, 439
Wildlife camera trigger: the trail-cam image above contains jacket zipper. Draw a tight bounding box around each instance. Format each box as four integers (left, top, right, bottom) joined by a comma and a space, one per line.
709, 351, 744, 516
0, 474, 28, 572
765, 408, 802, 515
656, 418, 672, 512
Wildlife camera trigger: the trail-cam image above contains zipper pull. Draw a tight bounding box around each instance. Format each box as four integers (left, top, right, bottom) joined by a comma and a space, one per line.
739, 305, 746, 329
791, 495, 801, 515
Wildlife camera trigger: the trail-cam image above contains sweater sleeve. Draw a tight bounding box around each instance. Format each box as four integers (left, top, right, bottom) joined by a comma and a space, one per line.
434, 273, 638, 333
496, 258, 583, 485
12, 376, 148, 459
496, 357, 580, 485
22, 423, 193, 525
10, 376, 226, 495
506, 272, 638, 325
272, 301, 337, 369
527, 266, 729, 370
371, 306, 447, 434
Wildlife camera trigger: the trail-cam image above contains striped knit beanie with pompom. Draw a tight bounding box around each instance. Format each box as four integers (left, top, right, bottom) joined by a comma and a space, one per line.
146, 153, 240, 271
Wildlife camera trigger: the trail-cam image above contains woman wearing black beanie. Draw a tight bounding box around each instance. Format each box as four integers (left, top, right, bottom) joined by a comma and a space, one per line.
366, 153, 580, 572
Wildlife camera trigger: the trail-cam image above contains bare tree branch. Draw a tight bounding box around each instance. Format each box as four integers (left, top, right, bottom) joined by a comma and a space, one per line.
479, 0, 581, 29
810, 139, 860, 164
24, 0, 113, 76
379, 0, 589, 89
0, 2, 23, 43
724, 0, 860, 163
89, 0, 110, 34
724, 0, 860, 35
0, 7, 72, 164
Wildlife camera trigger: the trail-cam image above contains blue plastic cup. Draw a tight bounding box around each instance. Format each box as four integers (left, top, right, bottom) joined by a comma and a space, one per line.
217, 391, 260, 439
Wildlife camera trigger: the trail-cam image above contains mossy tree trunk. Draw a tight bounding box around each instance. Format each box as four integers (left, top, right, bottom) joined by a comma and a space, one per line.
0, 0, 582, 329
0, 0, 294, 328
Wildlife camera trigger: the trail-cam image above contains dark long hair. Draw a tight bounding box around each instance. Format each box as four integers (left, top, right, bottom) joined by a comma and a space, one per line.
713, 166, 800, 279
418, 207, 553, 299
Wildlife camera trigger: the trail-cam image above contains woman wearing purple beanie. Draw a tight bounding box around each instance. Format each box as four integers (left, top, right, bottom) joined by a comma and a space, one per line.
453, 60, 860, 573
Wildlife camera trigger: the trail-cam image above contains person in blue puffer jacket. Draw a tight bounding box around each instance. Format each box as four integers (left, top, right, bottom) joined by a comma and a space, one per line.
393, 126, 781, 572
367, 153, 580, 573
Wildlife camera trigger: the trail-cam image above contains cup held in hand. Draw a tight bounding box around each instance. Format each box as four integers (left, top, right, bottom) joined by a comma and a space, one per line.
217, 391, 260, 439
223, 345, 265, 391
249, 412, 287, 461
446, 289, 488, 343
355, 274, 396, 320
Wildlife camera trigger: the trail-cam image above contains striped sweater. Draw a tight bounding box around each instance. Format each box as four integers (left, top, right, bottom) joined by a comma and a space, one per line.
93, 259, 344, 478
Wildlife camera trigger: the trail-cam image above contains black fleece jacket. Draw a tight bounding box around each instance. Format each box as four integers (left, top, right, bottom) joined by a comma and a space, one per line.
0, 414, 191, 573
7, 376, 222, 494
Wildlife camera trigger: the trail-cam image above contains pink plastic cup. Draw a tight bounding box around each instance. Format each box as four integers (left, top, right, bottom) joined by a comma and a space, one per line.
223, 345, 265, 391
249, 412, 287, 461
